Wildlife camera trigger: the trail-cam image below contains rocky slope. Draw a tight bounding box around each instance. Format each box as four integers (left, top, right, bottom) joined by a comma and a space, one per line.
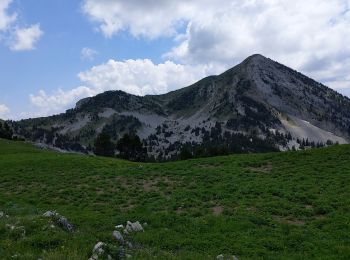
12, 54, 350, 159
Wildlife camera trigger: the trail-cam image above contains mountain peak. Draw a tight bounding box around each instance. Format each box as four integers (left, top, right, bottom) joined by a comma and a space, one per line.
237, 54, 275, 72
13, 54, 350, 160
244, 54, 269, 63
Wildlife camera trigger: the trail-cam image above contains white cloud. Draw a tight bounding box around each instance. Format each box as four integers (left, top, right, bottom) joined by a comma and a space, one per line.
29, 59, 210, 116
82, 0, 350, 90
78, 59, 209, 96
0, 104, 10, 119
81, 47, 98, 61
0, 0, 16, 31
30, 59, 211, 115
0, 0, 43, 51
29, 86, 96, 116
10, 24, 43, 51
82, 0, 195, 38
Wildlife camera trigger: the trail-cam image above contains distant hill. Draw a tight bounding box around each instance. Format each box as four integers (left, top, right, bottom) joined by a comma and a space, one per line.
12, 54, 350, 160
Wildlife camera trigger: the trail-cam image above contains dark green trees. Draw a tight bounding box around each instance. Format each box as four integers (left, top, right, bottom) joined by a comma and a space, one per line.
93, 132, 147, 161
116, 134, 146, 161
94, 133, 115, 157
0, 121, 13, 140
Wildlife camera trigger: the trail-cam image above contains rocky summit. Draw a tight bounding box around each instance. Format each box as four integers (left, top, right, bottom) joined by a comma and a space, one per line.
12, 54, 350, 160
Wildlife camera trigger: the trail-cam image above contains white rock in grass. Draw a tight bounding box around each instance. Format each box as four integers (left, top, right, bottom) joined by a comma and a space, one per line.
43, 211, 57, 217
92, 241, 106, 255
113, 230, 124, 244
126, 221, 143, 233
115, 224, 124, 229
216, 254, 239, 260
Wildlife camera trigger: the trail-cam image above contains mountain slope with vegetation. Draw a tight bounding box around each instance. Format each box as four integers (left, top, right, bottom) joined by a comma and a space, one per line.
0, 139, 349, 259
11, 54, 350, 160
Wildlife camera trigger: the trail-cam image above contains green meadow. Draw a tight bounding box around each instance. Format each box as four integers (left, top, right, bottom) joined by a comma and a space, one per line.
0, 139, 349, 259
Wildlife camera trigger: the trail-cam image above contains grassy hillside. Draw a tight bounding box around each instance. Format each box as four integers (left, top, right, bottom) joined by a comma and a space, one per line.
0, 139, 349, 259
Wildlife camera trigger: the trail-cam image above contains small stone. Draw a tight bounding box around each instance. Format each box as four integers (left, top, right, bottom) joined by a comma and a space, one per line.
92, 242, 105, 255
113, 230, 124, 244
89, 253, 99, 260
126, 241, 133, 249
216, 254, 239, 260
57, 216, 74, 232
43, 211, 57, 217
0, 211, 4, 218
216, 254, 224, 260
143, 222, 148, 227
115, 224, 124, 229
118, 246, 126, 258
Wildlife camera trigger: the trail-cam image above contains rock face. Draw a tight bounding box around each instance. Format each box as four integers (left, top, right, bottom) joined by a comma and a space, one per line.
13, 54, 350, 159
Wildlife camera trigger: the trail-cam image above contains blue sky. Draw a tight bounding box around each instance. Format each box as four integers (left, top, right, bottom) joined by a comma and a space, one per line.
0, 0, 349, 119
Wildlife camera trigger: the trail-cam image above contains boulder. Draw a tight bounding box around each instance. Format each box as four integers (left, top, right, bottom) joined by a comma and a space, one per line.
56, 216, 74, 232
112, 230, 124, 244
43, 211, 57, 217
89, 242, 106, 260
43, 210, 74, 232
93, 242, 105, 255
126, 221, 143, 233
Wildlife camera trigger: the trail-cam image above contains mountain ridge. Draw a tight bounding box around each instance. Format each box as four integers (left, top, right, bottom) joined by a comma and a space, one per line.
12, 54, 350, 160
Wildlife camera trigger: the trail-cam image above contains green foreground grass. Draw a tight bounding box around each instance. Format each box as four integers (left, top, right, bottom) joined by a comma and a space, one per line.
0, 139, 349, 259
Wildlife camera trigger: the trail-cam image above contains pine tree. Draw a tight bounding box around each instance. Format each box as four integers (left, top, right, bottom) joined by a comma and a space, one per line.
94, 133, 115, 157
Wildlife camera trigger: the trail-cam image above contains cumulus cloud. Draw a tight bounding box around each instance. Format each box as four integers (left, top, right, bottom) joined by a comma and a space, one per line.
29, 86, 96, 116
82, 0, 195, 38
78, 59, 209, 95
0, 104, 10, 119
10, 24, 43, 51
29, 59, 210, 116
82, 0, 350, 90
0, 1, 43, 51
81, 47, 98, 61
0, 0, 16, 31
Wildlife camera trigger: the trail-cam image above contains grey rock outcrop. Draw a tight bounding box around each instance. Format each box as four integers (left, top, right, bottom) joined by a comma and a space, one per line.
112, 230, 124, 244
43, 210, 74, 232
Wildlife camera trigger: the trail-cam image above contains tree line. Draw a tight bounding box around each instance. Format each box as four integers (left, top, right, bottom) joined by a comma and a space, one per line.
94, 133, 147, 162
0, 121, 13, 140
